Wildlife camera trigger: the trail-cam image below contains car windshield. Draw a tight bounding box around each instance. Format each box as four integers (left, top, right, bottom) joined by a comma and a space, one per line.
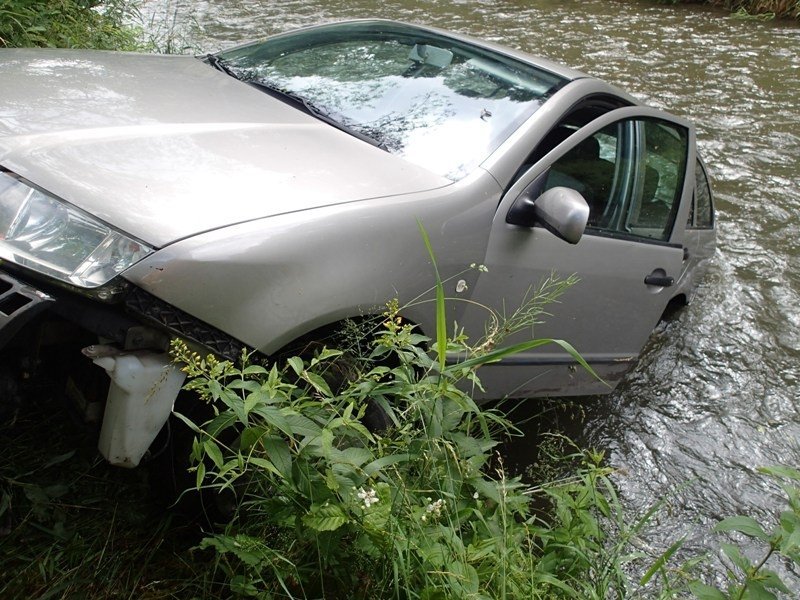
216, 21, 566, 181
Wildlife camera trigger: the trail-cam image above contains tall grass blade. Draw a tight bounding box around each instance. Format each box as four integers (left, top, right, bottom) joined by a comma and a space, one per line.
417, 220, 447, 372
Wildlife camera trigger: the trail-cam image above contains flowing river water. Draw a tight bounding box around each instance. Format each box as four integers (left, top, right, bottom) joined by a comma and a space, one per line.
140, 0, 800, 586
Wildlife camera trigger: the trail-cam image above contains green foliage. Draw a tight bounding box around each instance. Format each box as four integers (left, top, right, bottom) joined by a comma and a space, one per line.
0, 393, 207, 598
657, 1, 800, 20
168, 262, 646, 598
702, 466, 800, 599
0, 0, 142, 49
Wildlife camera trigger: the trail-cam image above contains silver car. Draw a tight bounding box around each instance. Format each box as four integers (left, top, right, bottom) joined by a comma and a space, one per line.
0, 19, 715, 467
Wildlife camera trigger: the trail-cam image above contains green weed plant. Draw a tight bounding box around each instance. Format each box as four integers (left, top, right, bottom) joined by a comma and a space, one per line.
0, 0, 142, 49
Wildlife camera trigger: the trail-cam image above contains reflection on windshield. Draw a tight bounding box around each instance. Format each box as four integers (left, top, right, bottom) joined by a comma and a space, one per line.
218, 21, 565, 180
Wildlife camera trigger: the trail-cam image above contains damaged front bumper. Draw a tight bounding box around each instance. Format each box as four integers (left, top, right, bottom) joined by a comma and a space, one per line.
0, 271, 55, 347
0, 266, 240, 468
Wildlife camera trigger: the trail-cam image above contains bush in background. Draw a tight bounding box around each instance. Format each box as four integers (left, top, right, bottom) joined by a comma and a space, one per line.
0, 0, 141, 49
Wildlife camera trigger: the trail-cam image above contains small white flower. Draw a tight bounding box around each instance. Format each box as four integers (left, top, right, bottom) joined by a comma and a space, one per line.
357, 487, 379, 509
425, 498, 445, 519
473, 492, 479, 500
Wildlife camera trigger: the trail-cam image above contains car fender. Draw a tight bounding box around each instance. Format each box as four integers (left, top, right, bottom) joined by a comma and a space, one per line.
122, 169, 502, 356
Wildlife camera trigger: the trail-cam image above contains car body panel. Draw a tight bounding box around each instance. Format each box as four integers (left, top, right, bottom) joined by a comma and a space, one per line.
462, 106, 696, 397
0, 20, 716, 467
0, 49, 450, 247
123, 167, 503, 354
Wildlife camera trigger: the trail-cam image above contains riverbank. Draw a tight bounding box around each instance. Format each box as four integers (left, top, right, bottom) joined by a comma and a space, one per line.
668, 0, 799, 19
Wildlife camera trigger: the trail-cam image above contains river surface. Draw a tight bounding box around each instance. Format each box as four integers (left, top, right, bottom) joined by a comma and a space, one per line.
140, 0, 800, 588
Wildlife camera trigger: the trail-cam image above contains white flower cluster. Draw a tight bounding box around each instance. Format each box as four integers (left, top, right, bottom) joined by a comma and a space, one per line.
421, 498, 445, 523
357, 487, 379, 509
469, 262, 489, 273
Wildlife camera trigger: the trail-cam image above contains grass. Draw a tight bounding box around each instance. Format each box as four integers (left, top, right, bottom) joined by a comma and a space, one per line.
0, 391, 215, 599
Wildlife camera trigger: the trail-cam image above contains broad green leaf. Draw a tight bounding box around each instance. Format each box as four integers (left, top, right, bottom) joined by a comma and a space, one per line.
282, 411, 321, 438
742, 580, 778, 600
241, 364, 269, 376
226, 379, 261, 393
240, 426, 266, 451
320, 427, 334, 460
757, 569, 790, 593
533, 572, 579, 597
252, 404, 294, 439
195, 462, 206, 489
363, 453, 411, 477
758, 465, 800, 481
303, 371, 333, 397
335, 447, 374, 468
418, 542, 448, 568
263, 437, 292, 480
721, 542, 752, 573
248, 457, 282, 479
203, 439, 224, 469
287, 356, 304, 376
302, 503, 348, 531
687, 582, 726, 600
243, 391, 263, 416
714, 516, 770, 541
230, 575, 259, 597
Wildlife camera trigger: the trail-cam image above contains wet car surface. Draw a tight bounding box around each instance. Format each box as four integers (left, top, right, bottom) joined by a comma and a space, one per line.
0, 19, 714, 467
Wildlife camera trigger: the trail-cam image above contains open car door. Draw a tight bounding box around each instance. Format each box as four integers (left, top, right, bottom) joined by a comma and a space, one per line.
463, 106, 696, 398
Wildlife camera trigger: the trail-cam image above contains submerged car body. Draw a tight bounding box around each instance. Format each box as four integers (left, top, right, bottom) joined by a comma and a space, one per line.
0, 20, 715, 467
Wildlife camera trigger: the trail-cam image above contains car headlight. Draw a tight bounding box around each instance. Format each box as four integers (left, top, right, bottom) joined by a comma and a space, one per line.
0, 170, 153, 289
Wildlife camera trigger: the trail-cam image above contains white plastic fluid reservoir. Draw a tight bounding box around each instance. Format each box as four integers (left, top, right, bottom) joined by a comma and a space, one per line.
87, 347, 186, 468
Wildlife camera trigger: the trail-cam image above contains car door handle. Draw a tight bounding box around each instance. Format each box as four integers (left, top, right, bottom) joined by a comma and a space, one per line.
644, 272, 674, 287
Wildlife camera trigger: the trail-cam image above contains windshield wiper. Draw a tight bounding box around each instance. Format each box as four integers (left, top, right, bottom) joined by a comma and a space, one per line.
247, 79, 387, 151
204, 53, 239, 79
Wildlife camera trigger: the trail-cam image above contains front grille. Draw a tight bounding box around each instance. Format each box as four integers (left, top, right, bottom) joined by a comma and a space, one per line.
125, 287, 244, 361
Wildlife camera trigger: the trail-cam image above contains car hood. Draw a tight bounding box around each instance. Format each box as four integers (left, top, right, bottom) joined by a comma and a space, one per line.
0, 49, 450, 246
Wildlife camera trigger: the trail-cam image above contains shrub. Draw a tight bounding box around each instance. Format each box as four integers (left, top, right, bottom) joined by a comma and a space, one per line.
0, 0, 142, 49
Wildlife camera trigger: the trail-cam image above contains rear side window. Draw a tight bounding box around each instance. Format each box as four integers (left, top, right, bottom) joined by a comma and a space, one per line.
688, 158, 714, 229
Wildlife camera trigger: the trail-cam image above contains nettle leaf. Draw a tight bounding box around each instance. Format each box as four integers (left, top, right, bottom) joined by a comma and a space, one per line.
335, 447, 374, 468
248, 457, 282, 479
252, 405, 293, 439
287, 356, 304, 377
742, 580, 779, 600
227, 379, 261, 393
688, 582, 727, 600
303, 371, 334, 398
195, 462, 206, 489
714, 516, 770, 541
363, 453, 411, 477
282, 411, 321, 438
721, 542, 752, 573
241, 364, 269, 376
230, 575, 259, 597
758, 465, 800, 482
240, 426, 267, 452
203, 439, 225, 469
302, 503, 349, 531
263, 437, 292, 480
757, 569, 790, 593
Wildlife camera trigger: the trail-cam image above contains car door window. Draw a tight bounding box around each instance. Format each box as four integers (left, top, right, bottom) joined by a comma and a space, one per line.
688, 158, 714, 229
543, 118, 688, 242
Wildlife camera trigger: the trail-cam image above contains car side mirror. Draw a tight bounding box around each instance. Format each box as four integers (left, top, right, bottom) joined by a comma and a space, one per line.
506, 186, 589, 244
